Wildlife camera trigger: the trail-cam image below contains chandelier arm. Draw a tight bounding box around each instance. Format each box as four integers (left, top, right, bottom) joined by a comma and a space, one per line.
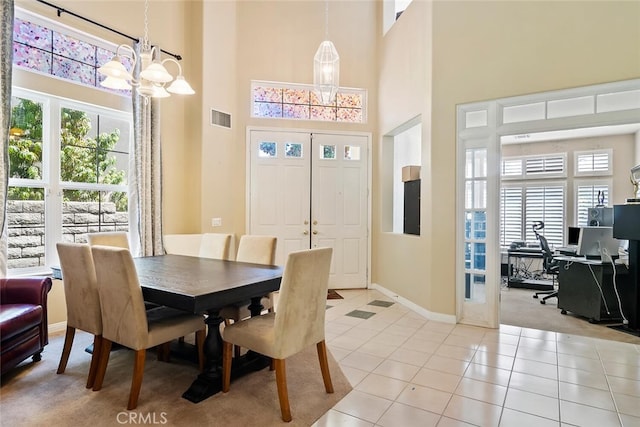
161, 58, 184, 76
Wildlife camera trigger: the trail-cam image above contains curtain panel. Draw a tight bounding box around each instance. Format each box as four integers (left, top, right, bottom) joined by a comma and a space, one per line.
129, 41, 164, 257
0, 1, 14, 277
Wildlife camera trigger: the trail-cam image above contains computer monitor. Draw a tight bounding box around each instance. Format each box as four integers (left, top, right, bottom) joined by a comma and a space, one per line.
567, 226, 581, 245
577, 226, 621, 259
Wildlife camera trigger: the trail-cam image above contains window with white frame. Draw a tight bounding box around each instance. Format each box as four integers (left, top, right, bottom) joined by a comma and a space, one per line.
576, 181, 611, 226
575, 149, 612, 176
499, 183, 565, 248
500, 151, 568, 248
501, 153, 566, 180
8, 89, 131, 274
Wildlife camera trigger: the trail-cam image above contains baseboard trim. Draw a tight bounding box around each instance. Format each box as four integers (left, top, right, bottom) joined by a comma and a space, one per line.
48, 321, 67, 335
370, 283, 456, 324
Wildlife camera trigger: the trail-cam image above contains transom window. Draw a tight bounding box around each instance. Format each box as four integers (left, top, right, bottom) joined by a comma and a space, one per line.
12, 11, 129, 94
251, 81, 366, 124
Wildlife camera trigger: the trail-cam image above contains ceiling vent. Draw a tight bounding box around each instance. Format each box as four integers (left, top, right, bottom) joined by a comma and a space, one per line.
210, 109, 231, 129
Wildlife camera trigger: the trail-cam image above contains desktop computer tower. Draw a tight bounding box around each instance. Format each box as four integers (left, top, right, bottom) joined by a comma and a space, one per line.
587, 207, 613, 226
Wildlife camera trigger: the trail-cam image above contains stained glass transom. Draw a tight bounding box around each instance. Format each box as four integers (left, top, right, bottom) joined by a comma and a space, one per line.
252, 81, 366, 124
12, 16, 129, 94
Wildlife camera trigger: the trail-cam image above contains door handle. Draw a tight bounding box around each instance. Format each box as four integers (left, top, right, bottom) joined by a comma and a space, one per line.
303, 230, 309, 235
312, 230, 318, 235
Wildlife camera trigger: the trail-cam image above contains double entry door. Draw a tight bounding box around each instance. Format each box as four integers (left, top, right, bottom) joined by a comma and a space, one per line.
248, 129, 369, 289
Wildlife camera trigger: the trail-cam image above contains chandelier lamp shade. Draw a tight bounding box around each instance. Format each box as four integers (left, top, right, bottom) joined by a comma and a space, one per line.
97, 0, 194, 99
313, 40, 340, 105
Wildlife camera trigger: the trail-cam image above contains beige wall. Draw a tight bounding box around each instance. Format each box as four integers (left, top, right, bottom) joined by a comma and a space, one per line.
376, 0, 640, 316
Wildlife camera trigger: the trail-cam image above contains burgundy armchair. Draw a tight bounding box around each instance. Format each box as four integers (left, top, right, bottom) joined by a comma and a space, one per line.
0, 277, 53, 376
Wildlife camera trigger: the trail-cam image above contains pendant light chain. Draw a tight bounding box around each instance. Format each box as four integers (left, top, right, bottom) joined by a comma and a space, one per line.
142, 0, 150, 51
325, 0, 329, 40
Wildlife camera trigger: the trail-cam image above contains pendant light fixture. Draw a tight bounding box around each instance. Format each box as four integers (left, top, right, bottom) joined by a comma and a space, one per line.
313, 0, 340, 105
97, 0, 194, 99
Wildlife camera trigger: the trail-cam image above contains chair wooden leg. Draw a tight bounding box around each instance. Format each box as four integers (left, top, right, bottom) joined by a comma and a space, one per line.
56, 326, 76, 374
86, 335, 103, 389
316, 340, 334, 393
222, 341, 233, 392
92, 338, 113, 391
196, 329, 206, 372
157, 342, 171, 362
274, 358, 292, 422
127, 349, 146, 410
234, 345, 241, 359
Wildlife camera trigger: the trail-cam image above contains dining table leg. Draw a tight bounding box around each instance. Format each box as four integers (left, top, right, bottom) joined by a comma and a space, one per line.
181, 297, 271, 403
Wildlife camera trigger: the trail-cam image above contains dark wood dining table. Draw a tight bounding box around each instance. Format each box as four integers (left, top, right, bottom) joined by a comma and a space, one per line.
133, 254, 283, 403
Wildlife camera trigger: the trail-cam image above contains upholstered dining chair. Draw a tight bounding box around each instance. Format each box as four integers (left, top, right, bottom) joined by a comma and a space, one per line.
87, 231, 162, 310
87, 231, 129, 249
221, 247, 334, 422
55, 243, 103, 388
199, 233, 232, 260
219, 235, 277, 356
90, 246, 206, 410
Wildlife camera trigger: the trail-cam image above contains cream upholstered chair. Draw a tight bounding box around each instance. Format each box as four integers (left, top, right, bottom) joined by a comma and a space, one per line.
55, 243, 103, 389
220, 235, 277, 321
87, 231, 129, 249
163, 233, 232, 260
199, 233, 232, 260
219, 235, 277, 357
163, 234, 202, 257
90, 246, 206, 410
221, 247, 334, 422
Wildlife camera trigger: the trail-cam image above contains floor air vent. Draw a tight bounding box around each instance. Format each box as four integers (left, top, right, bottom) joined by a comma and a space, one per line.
211, 109, 231, 129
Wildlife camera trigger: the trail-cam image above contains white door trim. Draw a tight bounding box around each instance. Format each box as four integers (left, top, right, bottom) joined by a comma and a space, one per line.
456, 78, 640, 328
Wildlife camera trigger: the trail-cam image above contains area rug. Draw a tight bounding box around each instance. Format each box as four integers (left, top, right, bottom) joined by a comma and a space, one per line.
0, 330, 351, 426
327, 290, 343, 300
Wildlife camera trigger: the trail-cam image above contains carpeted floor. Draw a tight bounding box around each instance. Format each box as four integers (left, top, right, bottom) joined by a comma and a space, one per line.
0, 329, 351, 426
500, 285, 640, 344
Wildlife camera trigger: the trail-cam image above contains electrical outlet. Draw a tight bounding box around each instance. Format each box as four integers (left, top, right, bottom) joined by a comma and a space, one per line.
211, 217, 222, 227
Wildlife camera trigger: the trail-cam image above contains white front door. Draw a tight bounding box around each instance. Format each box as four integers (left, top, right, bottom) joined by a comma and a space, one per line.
248, 129, 369, 289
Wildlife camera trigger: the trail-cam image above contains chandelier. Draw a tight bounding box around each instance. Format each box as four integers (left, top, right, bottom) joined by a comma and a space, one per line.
97, 0, 194, 99
313, 0, 339, 105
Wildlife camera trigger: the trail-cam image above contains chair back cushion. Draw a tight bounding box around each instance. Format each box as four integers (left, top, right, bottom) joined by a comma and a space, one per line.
87, 232, 130, 249
199, 233, 232, 260
163, 234, 202, 257
236, 235, 277, 265
91, 246, 148, 349
56, 243, 102, 335
273, 247, 332, 359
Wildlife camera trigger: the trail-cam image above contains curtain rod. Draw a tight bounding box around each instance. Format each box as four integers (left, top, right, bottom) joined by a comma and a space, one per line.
35, 0, 182, 61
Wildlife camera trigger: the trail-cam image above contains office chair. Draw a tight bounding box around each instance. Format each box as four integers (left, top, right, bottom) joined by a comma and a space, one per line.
531, 221, 560, 304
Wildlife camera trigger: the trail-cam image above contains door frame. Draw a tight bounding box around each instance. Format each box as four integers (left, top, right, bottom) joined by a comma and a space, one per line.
246, 125, 373, 288
456, 79, 640, 328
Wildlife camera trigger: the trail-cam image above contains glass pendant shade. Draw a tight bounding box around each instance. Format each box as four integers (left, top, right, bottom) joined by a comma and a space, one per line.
139, 61, 173, 83
101, 76, 133, 90
98, 56, 134, 81
313, 40, 340, 105
167, 75, 195, 95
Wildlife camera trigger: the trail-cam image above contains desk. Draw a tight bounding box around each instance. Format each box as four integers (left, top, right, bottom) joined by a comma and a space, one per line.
556, 257, 629, 323
133, 255, 283, 403
506, 248, 554, 290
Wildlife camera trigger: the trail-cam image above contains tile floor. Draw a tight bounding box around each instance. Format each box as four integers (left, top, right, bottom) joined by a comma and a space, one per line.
312, 289, 640, 427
